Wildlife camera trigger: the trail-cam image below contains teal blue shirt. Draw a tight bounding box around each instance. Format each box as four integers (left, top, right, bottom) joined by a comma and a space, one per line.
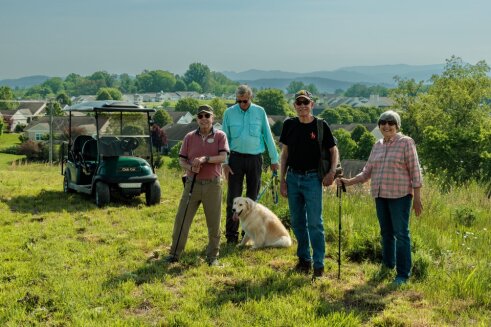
222, 103, 279, 164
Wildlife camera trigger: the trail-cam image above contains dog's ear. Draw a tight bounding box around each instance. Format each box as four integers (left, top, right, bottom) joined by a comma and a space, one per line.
245, 198, 252, 211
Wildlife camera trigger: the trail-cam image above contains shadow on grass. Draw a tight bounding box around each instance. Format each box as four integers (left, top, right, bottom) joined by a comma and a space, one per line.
103, 249, 207, 288
315, 277, 398, 323
1, 189, 148, 214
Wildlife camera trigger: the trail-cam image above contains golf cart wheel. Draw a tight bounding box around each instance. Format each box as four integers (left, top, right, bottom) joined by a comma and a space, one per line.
64, 171, 74, 193
95, 182, 110, 207
145, 180, 161, 206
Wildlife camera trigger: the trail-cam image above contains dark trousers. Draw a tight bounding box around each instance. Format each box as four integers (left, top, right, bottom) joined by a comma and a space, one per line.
225, 152, 262, 241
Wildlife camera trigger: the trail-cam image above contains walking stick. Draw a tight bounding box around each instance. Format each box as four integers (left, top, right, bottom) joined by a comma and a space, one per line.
172, 173, 197, 258
336, 174, 346, 280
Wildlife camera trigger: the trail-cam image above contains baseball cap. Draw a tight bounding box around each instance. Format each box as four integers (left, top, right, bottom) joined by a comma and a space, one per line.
294, 90, 313, 101
197, 104, 214, 115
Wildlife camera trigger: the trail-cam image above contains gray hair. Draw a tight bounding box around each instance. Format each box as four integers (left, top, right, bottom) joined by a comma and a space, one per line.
236, 84, 253, 98
379, 110, 401, 130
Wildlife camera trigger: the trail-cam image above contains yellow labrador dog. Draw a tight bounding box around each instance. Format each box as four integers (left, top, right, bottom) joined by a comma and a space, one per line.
232, 197, 292, 249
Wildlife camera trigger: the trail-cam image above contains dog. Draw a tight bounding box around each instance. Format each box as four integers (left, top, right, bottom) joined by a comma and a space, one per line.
232, 197, 292, 249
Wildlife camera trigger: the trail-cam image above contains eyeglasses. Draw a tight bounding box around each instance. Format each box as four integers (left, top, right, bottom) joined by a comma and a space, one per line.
378, 120, 396, 126
295, 99, 311, 106
197, 113, 211, 119
236, 99, 249, 104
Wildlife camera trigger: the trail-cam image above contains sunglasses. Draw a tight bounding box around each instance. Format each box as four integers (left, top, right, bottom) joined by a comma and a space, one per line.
295, 99, 311, 106
236, 99, 249, 104
197, 113, 211, 119
378, 120, 396, 126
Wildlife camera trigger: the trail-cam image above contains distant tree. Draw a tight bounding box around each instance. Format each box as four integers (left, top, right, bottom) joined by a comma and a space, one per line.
0, 86, 19, 109
96, 89, 112, 100
354, 131, 376, 160
255, 89, 289, 115
89, 71, 115, 87
345, 84, 369, 97
351, 124, 368, 143
96, 87, 122, 100
184, 63, 211, 92
175, 98, 200, 114
56, 92, 71, 106
118, 73, 137, 93
187, 81, 202, 93
319, 108, 341, 124
208, 97, 227, 119
174, 79, 187, 91
305, 83, 319, 95
333, 129, 357, 160
136, 70, 176, 92
153, 109, 172, 127
42, 77, 65, 94
286, 81, 305, 94
46, 101, 63, 116
334, 88, 344, 96
336, 105, 354, 124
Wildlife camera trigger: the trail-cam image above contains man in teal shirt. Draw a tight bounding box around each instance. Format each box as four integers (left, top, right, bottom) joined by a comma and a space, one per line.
222, 84, 279, 244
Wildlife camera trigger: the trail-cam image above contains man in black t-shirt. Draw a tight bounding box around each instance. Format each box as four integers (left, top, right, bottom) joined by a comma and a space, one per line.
279, 90, 338, 279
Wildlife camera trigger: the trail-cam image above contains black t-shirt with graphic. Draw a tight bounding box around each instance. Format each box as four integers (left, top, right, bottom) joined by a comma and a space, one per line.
279, 117, 336, 171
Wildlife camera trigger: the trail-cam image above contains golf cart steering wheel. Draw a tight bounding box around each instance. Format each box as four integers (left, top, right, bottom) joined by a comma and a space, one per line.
120, 137, 140, 151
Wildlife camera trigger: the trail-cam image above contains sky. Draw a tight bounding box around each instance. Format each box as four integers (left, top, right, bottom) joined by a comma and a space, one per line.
1, 0, 490, 79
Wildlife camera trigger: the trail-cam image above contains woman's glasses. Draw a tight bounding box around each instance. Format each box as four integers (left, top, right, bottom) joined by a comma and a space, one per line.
295, 99, 311, 106
378, 120, 396, 126
197, 113, 211, 119
236, 99, 249, 104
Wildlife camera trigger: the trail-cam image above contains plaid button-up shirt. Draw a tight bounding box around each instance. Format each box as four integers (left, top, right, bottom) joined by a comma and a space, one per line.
357, 133, 423, 198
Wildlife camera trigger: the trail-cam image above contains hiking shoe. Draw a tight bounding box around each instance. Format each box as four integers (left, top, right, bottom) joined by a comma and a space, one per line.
295, 258, 312, 274
391, 276, 408, 287
207, 258, 221, 267
163, 255, 178, 263
312, 266, 324, 279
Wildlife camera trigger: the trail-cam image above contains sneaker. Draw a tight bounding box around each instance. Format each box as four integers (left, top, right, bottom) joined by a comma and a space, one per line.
312, 266, 324, 279
392, 276, 408, 287
163, 255, 178, 263
295, 258, 312, 274
207, 258, 220, 267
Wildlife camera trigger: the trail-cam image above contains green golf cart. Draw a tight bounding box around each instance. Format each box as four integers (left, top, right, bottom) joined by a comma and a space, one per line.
61, 101, 161, 207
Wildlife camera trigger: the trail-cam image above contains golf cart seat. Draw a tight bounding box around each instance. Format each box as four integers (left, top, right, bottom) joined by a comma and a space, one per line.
81, 139, 98, 175
71, 135, 94, 162
99, 136, 123, 157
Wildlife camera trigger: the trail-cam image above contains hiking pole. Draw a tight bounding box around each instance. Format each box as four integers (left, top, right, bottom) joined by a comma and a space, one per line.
172, 173, 197, 258
336, 173, 346, 280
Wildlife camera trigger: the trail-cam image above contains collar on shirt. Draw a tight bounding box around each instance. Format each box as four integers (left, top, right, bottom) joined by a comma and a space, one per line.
383, 133, 402, 144
195, 127, 215, 137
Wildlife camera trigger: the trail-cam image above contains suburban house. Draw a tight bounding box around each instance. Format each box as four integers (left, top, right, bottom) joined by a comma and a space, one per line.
323, 95, 394, 109
24, 116, 109, 142
167, 111, 194, 125
164, 121, 223, 149
0, 101, 47, 132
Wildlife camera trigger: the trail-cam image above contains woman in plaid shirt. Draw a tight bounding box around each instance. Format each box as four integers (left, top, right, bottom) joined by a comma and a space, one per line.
337, 110, 423, 286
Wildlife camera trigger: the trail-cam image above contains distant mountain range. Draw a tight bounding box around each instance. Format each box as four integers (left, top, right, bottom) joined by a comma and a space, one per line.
222, 64, 446, 92
0, 75, 50, 89
0, 64, 447, 93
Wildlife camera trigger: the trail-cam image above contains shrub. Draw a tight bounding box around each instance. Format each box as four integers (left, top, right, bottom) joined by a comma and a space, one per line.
18, 140, 41, 159
167, 141, 182, 170
453, 207, 477, 227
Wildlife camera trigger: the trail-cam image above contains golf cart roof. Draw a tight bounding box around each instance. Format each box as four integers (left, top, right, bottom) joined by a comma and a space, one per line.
64, 101, 155, 113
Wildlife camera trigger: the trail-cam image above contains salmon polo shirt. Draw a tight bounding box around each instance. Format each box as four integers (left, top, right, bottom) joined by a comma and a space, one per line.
179, 127, 229, 181
357, 133, 423, 199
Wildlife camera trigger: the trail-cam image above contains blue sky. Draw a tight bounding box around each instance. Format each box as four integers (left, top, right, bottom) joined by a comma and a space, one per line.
1, 0, 490, 79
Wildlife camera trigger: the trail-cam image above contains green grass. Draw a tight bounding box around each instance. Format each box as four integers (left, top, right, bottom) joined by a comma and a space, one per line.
0, 133, 24, 168
0, 160, 490, 326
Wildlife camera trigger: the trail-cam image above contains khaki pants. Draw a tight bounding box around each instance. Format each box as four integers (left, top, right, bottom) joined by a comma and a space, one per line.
170, 177, 222, 260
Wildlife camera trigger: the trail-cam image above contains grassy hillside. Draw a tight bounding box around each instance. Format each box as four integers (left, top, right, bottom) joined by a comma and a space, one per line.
0, 161, 490, 326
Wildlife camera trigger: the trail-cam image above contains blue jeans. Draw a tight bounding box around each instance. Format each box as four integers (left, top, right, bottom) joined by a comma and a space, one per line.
375, 195, 413, 279
287, 171, 325, 269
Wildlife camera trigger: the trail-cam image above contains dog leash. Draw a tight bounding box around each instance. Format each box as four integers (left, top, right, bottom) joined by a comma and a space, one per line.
256, 170, 279, 204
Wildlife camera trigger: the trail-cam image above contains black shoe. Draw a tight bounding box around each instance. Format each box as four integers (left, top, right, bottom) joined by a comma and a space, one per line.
164, 255, 178, 263
227, 237, 238, 245
295, 258, 312, 274
313, 266, 324, 279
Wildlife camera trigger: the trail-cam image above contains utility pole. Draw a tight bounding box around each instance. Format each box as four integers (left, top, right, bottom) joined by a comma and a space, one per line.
49, 99, 53, 165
